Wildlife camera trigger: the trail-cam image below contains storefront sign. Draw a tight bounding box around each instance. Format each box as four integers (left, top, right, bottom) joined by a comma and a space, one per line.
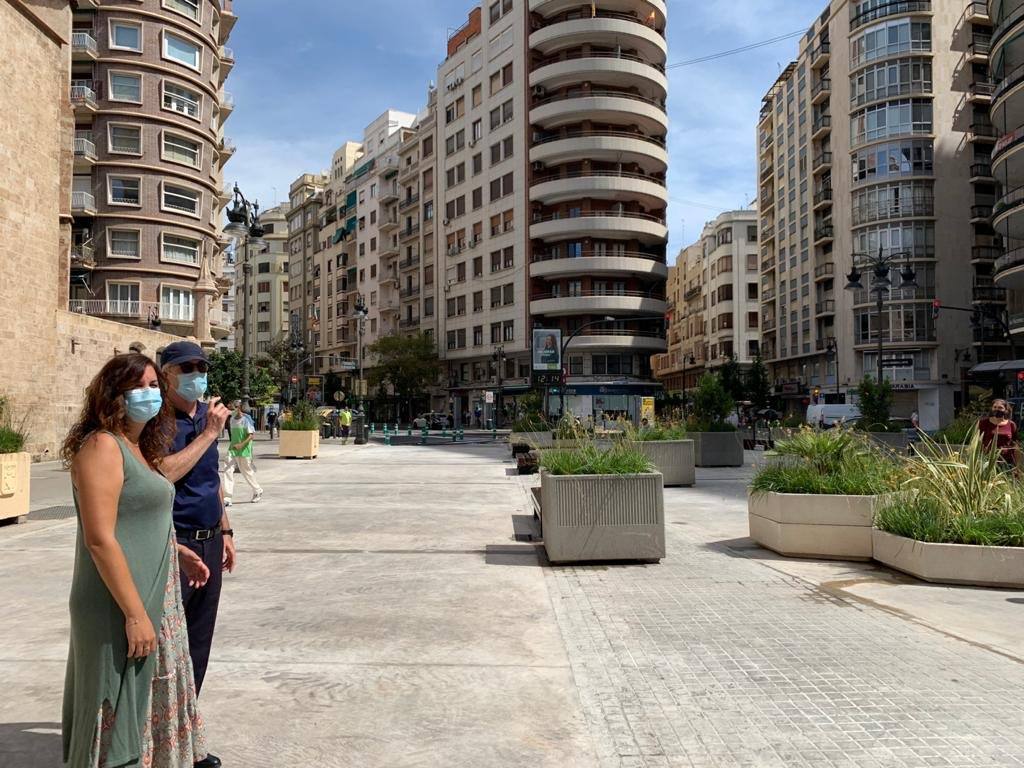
640, 397, 655, 423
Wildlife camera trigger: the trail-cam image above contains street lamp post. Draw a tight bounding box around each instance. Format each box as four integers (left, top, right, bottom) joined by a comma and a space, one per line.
353, 294, 368, 413
223, 184, 267, 411
559, 315, 616, 418
825, 337, 839, 396
844, 246, 915, 386
492, 345, 505, 429
681, 353, 696, 413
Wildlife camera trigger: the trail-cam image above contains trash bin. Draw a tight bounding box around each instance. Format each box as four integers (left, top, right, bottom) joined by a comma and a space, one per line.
353, 414, 367, 445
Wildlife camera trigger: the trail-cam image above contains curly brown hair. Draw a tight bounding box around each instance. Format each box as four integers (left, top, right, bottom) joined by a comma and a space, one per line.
60, 353, 176, 467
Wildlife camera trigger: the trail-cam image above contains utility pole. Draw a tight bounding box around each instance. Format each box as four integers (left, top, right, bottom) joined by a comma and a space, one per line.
493, 345, 505, 429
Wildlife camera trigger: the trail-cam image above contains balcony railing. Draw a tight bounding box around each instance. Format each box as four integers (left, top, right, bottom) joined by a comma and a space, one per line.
400, 285, 421, 299
71, 243, 95, 264
71, 31, 97, 56
531, 128, 666, 148
220, 46, 235, 62
71, 191, 96, 211
814, 224, 834, 241
399, 254, 421, 270
972, 245, 1002, 261
400, 317, 421, 329
811, 77, 831, 100
400, 224, 421, 239
531, 289, 665, 301
814, 262, 835, 279
815, 299, 836, 315
68, 300, 195, 322
813, 151, 833, 171
812, 114, 832, 134
970, 163, 993, 179
70, 85, 97, 108
852, 199, 933, 226
73, 136, 97, 161
399, 193, 420, 211
813, 187, 833, 206
851, 1, 931, 31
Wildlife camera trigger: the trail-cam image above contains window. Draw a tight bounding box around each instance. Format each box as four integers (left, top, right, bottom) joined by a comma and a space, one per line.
108, 124, 141, 154
109, 20, 142, 52
489, 172, 513, 201
162, 132, 201, 167
161, 286, 194, 321
109, 72, 142, 102
161, 233, 200, 264
473, 326, 483, 346
473, 256, 483, 277
490, 286, 501, 307
503, 283, 513, 305
472, 85, 482, 108
457, 262, 466, 282
163, 0, 200, 22
107, 229, 140, 259
163, 31, 201, 70
491, 322, 501, 343
473, 291, 483, 312
163, 81, 200, 118
162, 183, 200, 216
472, 153, 483, 175
108, 176, 140, 206
107, 282, 139, 314
503, 320, 514, 342
503, 247, 514, 268
472, 119, 483, 142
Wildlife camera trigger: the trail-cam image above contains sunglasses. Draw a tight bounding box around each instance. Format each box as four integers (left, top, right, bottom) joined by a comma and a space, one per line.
179, 361, 209, 374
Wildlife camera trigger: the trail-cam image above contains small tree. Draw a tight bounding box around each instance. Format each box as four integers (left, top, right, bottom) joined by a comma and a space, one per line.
367, 332, 442, 423
855, 375, 893, 431
690, 373, 735, 430
719, 355, 747, 403
746, 356, 771, 410
207, 349, 278, 406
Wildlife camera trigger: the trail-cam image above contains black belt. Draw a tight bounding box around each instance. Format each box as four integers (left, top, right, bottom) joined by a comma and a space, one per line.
176, 524, 222, 541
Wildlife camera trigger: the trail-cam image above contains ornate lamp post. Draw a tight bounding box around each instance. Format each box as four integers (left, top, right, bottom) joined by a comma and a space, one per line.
844, 246, 916, 386
559, 315, 616, 418
223, 184, 267, 410
353, 294, 368, 413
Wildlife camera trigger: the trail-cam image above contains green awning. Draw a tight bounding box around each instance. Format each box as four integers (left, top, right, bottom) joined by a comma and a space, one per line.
346, 216, 357, 231
332, 228, 345, 244
345, 191, 357, 208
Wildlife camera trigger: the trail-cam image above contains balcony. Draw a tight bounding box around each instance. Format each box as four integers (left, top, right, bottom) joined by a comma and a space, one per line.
380, 185, 399, 204
968, 79, 995, 105
972, 244, 1002, 262
811, 77, 831, 105
760, 160, 775, 181
962, 1, 990, 26
760, 224, 776, 243
530, 211, 667, 246
73, 136, 96, 169
71, 191, 96, 215
529, 14, 667, 63
400, 224, 420, 240
531, 51, 667, 103
400, 285, 421, 299
968, 122, 998, 143
994, 246, 1024, 289
398, 161, 419, 183
972, 202, 995, 223
850, 1, 931, 32
811, 114, 832, 140
530, 170, 668, 209
761, 256, 775, 273
761, 289, 776, 304
973, 285, 1007, 303
68, 300, 195, 324
970, 163, 994, 182
812, 151, 833, 173
219, 91, 235, 118
966, 36, 992, 63
561, 330, 667, 353
220, 1, 238, 41
400, 316, 421, 329
815, 299, 836, 317
71, 31, 97, 61
814, 262, 835, 281
218, 137, 236, 163
529, 290, 667, 318
399, 193, 420, 211
813, 223, 834, 244
379, 217, 399, 233
70, 243, 96, 270
810, 41, 830, 68
531, 129, 668, 173
530, 252, 668, 280
378, 241, 400, 258
529, 0, 668, 27
812, 187, 833, 210
379, 270, 398, 287
762, 318, 777, 333
993, 186, 1024, 238
219, 46, 235, 77
70, 85, 97, 115
530, 91, 667, 135
760, 189, 775, 211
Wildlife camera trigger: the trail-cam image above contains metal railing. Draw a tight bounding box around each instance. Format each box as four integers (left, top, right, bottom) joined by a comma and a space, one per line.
535, 49, 666, 73
73, 136, 97, 160
534, 9, 664, 36
70, 85, 97, 106
815, 299, 836, 315
400, 224, 421, 238
71, 191, 96, 210
814, 224, 834, 241
851, 1, 931, 31
532, 89, 666, 111
72, 32, 97, 55
852, 199, 933, 226
813, 151, 833, 170
531, 289, 666, 301
814, 262, 835, 279
532, 128, 666, 147
533, 169, 667, 187
399, 193, 420, 210
531, 248, 664, 263
531, 210, 666, 225
399, 254, 421, 270
68, 300, 195, 322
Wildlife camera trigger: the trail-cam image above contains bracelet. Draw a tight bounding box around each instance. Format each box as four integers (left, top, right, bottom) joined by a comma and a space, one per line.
222, 528, 234, 537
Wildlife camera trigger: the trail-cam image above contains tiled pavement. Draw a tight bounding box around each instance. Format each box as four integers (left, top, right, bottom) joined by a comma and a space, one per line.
542, 501, 1024, 768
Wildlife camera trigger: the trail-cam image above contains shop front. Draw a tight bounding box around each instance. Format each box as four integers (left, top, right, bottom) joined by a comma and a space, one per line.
547, 382, 663, 424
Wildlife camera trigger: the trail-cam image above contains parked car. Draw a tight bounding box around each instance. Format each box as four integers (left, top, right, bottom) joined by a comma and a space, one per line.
413, 412, 450, 429
806, 403, 862, 428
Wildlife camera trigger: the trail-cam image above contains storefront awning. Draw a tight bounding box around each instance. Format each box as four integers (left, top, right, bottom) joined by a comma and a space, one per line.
969, 360, 1024, 374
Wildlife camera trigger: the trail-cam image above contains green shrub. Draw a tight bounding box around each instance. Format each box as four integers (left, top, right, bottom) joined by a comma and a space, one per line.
0, 395, 27, 454
513, 413, 549, 433
688, 418, 737, 433
854, 376, 893, 431
876, 495, 1024, 548
750, 427, 899, 496
781, 414, 804, 429
280, 400, 319, 431
541, 440, 654, 476
690, 373, 734, 429
633, 423, 688, 441
933, 412, 979, 445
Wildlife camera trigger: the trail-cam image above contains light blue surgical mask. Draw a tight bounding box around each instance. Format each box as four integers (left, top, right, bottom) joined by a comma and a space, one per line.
176, 372, 208, 402
124, 387, 162, 424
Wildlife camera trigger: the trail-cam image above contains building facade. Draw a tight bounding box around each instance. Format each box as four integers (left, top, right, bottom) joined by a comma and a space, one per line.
68, 0, 236, 343
287, 172, 327, 356
758, 1, 982, 430
234, 202, 290, 358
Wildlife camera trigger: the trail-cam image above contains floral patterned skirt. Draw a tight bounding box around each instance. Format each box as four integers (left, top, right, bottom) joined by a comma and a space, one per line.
91, 538, 208, 767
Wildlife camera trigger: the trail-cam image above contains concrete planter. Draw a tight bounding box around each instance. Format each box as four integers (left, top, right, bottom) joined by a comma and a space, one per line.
692, 431, 744, 467
0, 452, 30, 522
278, 430, 319, 459
509, 431, 554, 451
634, 440, 695, 487
872, 529, 1024, 588
539, 471, 665, 563
748, 491, 879, 560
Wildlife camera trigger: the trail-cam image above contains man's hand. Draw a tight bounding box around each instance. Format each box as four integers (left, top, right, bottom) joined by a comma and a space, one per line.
223, 534, 236, 573
178, 545, 211, 588
203, 397, 231, 437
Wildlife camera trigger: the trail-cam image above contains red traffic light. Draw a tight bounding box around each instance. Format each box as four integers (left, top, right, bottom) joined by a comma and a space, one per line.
290, 375, 299, 384
1017, 371, 1024, 382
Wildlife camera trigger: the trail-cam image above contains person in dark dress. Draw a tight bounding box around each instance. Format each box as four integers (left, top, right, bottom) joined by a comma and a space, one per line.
977, 398, 1019, 467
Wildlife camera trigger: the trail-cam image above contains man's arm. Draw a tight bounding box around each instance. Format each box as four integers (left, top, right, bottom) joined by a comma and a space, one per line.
159, 397, 230, 483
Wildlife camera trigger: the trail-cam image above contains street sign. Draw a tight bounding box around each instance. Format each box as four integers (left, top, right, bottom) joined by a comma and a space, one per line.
881, 358, 914, 368
485, 391, 494, 404
308, 376, 322, 386
339, 360, 358, 371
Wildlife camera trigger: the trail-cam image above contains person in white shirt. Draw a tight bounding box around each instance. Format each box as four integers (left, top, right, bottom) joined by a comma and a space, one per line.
222, 401, 263, 506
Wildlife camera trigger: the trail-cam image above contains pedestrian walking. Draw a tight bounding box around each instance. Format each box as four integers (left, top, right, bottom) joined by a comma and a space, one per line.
339, 405, 353, 444
977, 398, 1020, 467
158, 341, 232, 768
222, 401, 263, 506
266, 408, 278, 439
60, 353, 211, 768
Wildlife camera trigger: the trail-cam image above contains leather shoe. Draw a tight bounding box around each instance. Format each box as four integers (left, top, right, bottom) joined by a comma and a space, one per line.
195, 755, 222, 768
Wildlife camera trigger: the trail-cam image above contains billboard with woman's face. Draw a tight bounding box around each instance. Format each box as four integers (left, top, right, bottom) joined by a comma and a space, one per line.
532, 329, 562, 371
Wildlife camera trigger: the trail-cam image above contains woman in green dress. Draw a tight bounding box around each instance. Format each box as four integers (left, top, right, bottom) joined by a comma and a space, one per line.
61, 353, 210, 767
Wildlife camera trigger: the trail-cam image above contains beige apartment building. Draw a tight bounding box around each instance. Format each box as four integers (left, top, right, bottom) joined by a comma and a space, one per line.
286, 172, 327, 356
67, 0, 237, 343
234, 202, 290, 358
990, 0, 1024, 340
653, 211, 760, 392
758, 1, 986, 430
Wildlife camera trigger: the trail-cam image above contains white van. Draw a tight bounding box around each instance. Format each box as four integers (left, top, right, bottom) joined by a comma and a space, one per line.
805, 403, 861, 428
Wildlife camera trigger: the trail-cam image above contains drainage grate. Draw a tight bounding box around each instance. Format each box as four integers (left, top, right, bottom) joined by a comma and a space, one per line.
28, 504, 77, 521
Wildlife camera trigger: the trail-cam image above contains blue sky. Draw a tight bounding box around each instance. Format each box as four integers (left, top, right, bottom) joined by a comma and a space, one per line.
225, 0, 827, 260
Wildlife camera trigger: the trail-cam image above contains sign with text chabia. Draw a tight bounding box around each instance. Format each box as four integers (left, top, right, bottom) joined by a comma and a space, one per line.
532, 329, 561, 371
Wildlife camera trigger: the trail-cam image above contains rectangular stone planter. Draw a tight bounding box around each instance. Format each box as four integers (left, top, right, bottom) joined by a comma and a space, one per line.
692, 431, 744, 467
0, 452, 30, 522
278, 430, 319, 459
539, 471, 665, 564
509, 431, 554, 451
748, 491, 878, 560
872, 529, 1024, 588
634, 440, 695, 487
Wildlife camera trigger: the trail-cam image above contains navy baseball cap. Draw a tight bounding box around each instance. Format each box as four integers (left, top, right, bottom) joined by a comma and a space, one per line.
159, 340, 208, 368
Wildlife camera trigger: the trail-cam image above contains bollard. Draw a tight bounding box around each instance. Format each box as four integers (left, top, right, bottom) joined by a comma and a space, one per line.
370, 422, 375, 434
452, 429, 457, 443
458, 427, 465, 442
407, 426, 412, 437
419, 427, 426, 445
394, 423, 399, 434
441, 425, 447, 437
384, 432, 391, 446
492, 427, 497, 441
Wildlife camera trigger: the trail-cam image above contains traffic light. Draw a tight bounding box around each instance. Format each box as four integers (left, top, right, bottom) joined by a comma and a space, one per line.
932, 299, 941, 320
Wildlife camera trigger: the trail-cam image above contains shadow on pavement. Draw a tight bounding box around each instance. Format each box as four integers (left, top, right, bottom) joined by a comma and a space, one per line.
0, 722, 62, 768
484, 543, 545, 567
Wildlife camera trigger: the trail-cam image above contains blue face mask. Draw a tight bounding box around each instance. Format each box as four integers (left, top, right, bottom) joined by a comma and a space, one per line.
124, 387, 162, 424
176, 372, 208, 402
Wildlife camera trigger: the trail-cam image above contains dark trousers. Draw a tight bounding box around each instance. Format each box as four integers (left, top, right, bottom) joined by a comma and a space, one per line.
176, 532, 224, 696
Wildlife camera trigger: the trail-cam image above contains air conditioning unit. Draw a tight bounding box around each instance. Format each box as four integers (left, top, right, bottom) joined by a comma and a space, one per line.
532, 86, 547, 97
455, 77, 464, 86
469, 138, 477, 147
531, 162, 546, 172
469, 239, 477, 248
442, 218, 451, 226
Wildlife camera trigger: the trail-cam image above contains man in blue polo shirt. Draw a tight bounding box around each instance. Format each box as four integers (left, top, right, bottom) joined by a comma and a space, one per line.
159, 341, 231, 768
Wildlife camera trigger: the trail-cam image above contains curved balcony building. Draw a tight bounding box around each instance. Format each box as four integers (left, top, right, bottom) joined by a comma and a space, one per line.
992, 0, 1024, 297
527, 0, 668, 401
68, 0, 235, 341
